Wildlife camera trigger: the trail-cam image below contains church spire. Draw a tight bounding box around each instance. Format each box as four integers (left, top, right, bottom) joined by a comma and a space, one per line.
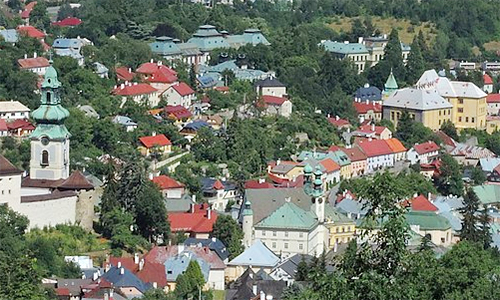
383, 69, 399, 99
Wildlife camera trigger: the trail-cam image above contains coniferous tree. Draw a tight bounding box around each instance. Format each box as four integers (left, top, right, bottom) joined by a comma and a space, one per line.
459, 188, 481, 242
405, 35, 425, 84
479, 208, 492, 249
295, 255, 309, 281
368, 28, 406, 88
436, 153, 463, 196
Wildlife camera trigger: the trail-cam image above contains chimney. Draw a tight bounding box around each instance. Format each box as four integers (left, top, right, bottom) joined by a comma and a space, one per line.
120, 267, 124, 275
190, 203, 195, 213
212, 237, 216, 242
207, 208, 211, 220
178, 244, 185, 255
358, 37, 363, 44
148, 173, 154, 180
93, 271, 98, 281
153, 282, 158, 289
152, 131, 156, 136
117, 261, 122, 268
134, 253, 139, 264
104, 292, 109, 300
260, 291, 265, 300
252, 284, 258, 295
371, 124, 375, 132
336, 115, 339, 121
428, 192, 432, 201
258, 178, 265, 184
139, 258, 145, 271
276, 159, 281, 165
33, 52, 37, 58
192, 194, 196, 204
266, 296, 273, 300
110, 290, 114, 298
120, 83, 125, 89
150, 58, 154, 63
128, 67, 131, 73
334, 241, 338, 253
24, 54, 27, 59
366, 99, 369, 104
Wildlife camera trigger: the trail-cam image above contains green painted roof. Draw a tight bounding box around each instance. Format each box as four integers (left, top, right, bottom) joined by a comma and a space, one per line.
384, 71, 398, 90
31, 123, 71, 140
473, 184, 500, 205
256, 202, 318, 230
42, 65, 62, 89
405, 211, 451, 231
32, 105, 70, 123
321, 41, 368, 55
327, 151, 351, 166
149, 37, 182, 56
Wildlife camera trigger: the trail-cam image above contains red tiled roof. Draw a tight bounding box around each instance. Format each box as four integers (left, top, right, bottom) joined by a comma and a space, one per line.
136, 62, 177, 76
261, 95, 287, 105
487, 94, 500, 103
21, 1, 36, 18
215, 86, 229, 92
413, 141, 440, 155
171, 82, 195, 96
136, 261, 167, 287
336, 190, 356, 203
112, 83, 157, 96
385, 138, 406, 153
212, 179, 224, 190
328, 145, 342, 152
339, 147, 367, 162
52, 17, 82, 27
435, 131, 456, 148
0, 154, 23, 176
168, 204, 217, 233
115, 67, 135, 81
55, 288, 71, 296
484, 74, 494, 85
146, 69, 177, 84
0, 119, 7, 131
353, 102, 382, 114
357, 139, 394, 157
358, 125, 388, 135
328, 117, 351, 127
108, 257, 137, 272
244, 179, 274, 189
7, 119, 35, 130
139, 134, 172, 148
152, 175, 184, 190
164, 105, 192, 120
18, 57, 49, 69
320, 158, 341, 173
17, 26, 45, 38
403, 195, 438, 212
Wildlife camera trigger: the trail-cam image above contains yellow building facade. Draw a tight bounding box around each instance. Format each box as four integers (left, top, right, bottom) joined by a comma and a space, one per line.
324, 206, 356, 247
416, 70, 487, 130
382, 88, 453, 131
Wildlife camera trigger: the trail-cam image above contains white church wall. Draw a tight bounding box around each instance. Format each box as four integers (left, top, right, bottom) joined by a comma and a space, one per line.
20, 195, 77, 229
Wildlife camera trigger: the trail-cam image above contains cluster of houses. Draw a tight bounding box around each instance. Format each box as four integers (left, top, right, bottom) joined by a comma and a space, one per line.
0, 100, 35, 137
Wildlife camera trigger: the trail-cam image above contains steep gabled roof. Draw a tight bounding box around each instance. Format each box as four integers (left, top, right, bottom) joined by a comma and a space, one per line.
18, 57, 50, 69
484, 74, 494, 85
52, 17, 82, 27
115, 67, 135, 81
101, 266, 151, 293
353, 101, 382, 114
112, 83, 157, 96
403, 194, 438, 212
228, 240, 279, 267
17, 25, 45, 38
357, 139, 394, 157
385, 138, 406, 153
152, 175, 184, 190
487, 94, 500, 103
0, 154, 23, 176
170, 82, 195, 96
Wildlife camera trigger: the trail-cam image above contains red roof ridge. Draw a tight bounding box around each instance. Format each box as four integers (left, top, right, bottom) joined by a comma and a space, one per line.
139, 134, 172, 148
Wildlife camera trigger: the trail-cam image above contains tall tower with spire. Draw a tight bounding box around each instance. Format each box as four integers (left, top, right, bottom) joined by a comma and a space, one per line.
29, 62, 71, 180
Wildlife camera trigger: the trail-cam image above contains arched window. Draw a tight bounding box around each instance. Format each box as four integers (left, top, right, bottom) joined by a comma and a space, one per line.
41, 150, 49, 166
46, 92, 51, 104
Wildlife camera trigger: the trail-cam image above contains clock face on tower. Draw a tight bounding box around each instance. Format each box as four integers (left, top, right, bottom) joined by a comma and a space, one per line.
41, 137, 49, 146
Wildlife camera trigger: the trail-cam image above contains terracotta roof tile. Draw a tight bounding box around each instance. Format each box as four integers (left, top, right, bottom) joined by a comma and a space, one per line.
328, 117, 351, 127
357, 139, 394, 157
353, 102, 382, 114
319, 158, 341, 173
112, 83, 157, 96
0, 120, 7, 131
115, 67, 135, 81
212, 179, 224, 190
413, 141, 440, 155
168, 204, 217, 233
484, 74, 493, 85
487, 94, 500, 103
17, 26, 45, 38
18, 57, 50, 69
52, 17, 82, 27
152, 175, 184, 190
261, 95, 287, 105
164, 105, 192, 120
136, 261, 167, 287
339, 147, 367, 162
136, 62, 177, 76
358, 124, 388, 135
403, 194, 438, 212
171, 82, 195, 96
139, 134, 171, 148
385, 138, 406, 153
244, 180, 274, 189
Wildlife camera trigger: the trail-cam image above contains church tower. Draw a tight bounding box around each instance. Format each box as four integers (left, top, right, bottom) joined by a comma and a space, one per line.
242, 200, 254, 248
29, 62, 71, 180
382, 69, 398, 100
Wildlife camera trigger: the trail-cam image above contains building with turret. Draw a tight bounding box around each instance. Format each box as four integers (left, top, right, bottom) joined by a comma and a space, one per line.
1, 62, 97, 229
382, 70, 398, 99
240, 165, 353, 258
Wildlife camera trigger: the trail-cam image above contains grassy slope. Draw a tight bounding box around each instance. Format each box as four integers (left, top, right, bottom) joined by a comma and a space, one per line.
328, 16, 437, 45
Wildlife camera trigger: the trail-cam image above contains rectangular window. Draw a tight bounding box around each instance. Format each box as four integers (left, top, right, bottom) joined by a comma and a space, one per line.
459, 99, 464, 104
299, 232, 303, 238
458, 108, 464, 113
299, 244, 303, 250
272, 242, 276, 248
472, 117, 475, 123
262, 231, 266, 236
459, 117, 462, 122
273, 231, 277, 237
284, 243, 288, 249
284, 231, 288, 237
466, 117, 469, 122
439, 110, 441, 116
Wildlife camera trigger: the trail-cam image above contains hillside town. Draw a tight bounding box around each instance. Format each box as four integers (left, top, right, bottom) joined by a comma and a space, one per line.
3, 0, 500, 299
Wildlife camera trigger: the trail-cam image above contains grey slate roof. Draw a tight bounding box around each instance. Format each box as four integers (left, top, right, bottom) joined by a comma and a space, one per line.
184, 237, 229, 261
165, 252, 211, 281
255, 77, 286, 88
165, 193, 194, 212
273, 254, 313, 278
480, 158, 500, 173
384, 87, 453, 111
355, 85, 382, 102
243, 188, 313, 225
101, 266, 151, 293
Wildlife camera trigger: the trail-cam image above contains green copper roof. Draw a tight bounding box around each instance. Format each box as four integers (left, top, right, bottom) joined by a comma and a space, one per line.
405, 211, 451, 231
385, 70, 398, 90
242, 200, 253, 216
31, 123, 71, 140
42, 65, 62, 89
32, 105, 70, 123
256, 202, 318, 230
303, 164, 313, 174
